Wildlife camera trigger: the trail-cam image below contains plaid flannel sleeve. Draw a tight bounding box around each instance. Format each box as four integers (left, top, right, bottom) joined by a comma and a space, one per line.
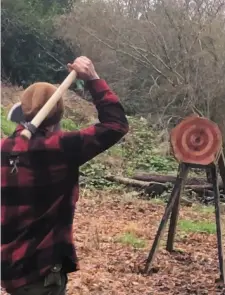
59, 79, 129, 166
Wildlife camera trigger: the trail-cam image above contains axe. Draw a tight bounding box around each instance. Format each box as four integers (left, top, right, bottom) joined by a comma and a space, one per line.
16, 70, 77, 139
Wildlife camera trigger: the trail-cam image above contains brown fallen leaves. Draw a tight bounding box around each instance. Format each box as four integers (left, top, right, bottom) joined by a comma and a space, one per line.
67, 190, 225, 295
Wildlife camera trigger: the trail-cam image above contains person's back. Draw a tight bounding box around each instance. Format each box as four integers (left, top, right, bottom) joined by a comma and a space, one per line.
1, 56, 129, 295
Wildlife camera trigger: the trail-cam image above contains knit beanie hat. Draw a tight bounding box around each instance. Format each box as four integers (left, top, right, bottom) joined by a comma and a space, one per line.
20, 82, 64, 128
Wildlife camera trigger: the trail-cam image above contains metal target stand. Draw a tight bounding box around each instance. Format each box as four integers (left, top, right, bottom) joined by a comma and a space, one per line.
144, 116, 225, 284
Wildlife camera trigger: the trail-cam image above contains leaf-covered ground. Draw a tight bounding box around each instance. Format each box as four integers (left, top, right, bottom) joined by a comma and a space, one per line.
66, 190, 225, 295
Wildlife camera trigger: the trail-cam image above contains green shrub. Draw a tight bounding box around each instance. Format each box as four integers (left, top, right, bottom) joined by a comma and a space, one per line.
1, 107, 16, 137
1, 0, 80, 88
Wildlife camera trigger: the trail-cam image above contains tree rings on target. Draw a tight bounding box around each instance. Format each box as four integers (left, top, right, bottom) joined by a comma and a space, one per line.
170, 116, 222, 165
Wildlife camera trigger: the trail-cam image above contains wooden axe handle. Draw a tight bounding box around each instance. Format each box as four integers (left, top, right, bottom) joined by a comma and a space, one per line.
20, 70, 77, 140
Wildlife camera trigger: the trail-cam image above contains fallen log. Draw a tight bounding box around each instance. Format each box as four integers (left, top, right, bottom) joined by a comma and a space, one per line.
132, 172, 223, 186
133, 172, 182, 183
105, 175, 223, 192
105, 175, 167, 189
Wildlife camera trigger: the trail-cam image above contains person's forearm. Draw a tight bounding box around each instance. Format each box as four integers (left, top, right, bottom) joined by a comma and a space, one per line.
86, 79, 128, 131
60, 78, 129, 166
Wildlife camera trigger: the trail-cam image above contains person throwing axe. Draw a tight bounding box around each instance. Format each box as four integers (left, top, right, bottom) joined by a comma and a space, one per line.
1, 56, 129, 295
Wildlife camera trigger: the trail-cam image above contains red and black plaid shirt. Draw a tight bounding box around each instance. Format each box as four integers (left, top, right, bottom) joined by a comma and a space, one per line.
1, 79, 129, 292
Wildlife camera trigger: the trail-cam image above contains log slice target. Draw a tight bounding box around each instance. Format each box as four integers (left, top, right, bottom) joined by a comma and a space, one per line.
170, 116, 222, 165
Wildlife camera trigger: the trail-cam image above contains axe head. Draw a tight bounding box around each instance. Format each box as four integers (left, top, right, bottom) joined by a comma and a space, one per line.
7, 102, 61, 131
7, 102, 25, 124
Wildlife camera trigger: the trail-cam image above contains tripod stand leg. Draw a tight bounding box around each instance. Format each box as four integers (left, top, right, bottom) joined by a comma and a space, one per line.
206, 167, 213, 184
211, 164, 225, 283
166, 164, 189, 252
144, 163, 189, 274
218, 152, 225, 193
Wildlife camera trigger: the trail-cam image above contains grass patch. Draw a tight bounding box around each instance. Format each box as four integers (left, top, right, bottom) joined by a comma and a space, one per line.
178, 219, 216, 234
115, 232, 146, 248
192, 205, 214, 214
